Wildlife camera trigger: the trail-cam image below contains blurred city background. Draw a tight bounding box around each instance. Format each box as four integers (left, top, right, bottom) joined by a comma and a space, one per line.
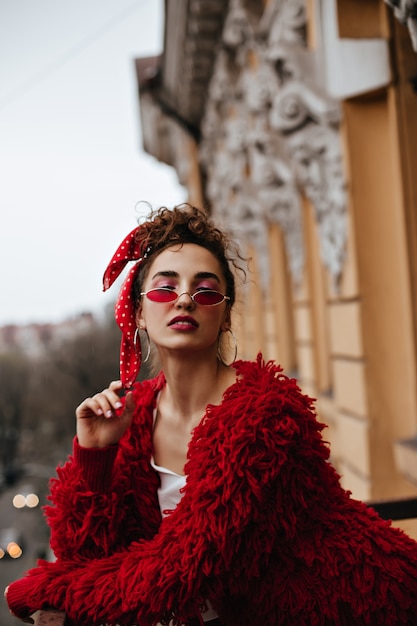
0, 0, 184, 623
2, 0, 417, 624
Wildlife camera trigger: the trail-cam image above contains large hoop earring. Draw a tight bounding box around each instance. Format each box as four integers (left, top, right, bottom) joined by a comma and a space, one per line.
134, 328, 151, 364
217, 328, 238, 366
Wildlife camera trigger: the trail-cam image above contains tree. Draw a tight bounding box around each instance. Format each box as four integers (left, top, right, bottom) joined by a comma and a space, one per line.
0, 350, 30, 484
0, 305, 152, 477
20, 304, 152, 468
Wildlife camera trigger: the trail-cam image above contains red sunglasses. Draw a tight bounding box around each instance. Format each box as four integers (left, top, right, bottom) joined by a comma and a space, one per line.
140, 287, 230, 306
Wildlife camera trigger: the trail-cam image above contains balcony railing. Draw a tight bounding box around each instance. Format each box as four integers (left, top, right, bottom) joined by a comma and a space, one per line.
33, 609, 66, 625
367, 496, 417, 521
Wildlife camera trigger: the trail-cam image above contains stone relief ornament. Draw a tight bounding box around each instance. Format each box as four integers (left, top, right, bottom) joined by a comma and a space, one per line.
385, 0, 417, 51
199, 0, 348, 290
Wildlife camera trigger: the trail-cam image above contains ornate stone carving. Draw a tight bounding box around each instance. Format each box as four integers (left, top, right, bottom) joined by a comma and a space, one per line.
385, 0, 417, 51
199, 0, 348, 289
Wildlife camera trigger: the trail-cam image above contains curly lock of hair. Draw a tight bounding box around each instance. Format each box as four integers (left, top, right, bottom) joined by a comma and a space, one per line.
132, 203, 245, 307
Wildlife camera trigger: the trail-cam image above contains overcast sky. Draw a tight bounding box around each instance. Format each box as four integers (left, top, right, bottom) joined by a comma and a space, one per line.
0, 0, 186, 326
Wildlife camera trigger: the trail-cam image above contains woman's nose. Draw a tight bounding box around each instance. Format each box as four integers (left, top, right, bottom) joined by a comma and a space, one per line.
175, 291, 194, 308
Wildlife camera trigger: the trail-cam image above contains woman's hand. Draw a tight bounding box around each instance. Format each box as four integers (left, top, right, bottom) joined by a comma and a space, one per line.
75, 381, 136, 448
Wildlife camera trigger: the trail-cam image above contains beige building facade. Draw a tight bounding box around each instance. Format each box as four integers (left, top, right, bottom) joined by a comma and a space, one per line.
135, 0, 417, 515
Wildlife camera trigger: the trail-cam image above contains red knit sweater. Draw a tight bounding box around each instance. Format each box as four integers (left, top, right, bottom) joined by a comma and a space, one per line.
6, 356, 417, 625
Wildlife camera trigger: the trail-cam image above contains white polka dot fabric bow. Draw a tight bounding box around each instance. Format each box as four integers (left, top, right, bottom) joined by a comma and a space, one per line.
103, 226, 144, 389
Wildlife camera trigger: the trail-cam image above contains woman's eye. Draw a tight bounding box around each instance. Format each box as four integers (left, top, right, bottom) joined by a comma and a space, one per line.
157, 284, 176, 291
195, 284, 216, 292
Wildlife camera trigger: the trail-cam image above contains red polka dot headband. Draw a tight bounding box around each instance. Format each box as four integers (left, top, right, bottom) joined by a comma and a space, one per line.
102, 226, 145, 389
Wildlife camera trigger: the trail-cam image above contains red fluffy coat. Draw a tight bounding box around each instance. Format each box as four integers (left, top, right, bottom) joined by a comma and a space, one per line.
6, 356, 417, 625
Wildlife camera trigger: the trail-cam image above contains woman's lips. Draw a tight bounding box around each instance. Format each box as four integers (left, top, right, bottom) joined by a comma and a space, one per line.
168, 316, 199, 330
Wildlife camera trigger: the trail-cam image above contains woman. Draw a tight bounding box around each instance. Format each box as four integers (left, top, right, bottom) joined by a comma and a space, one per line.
5, 204, 417, 625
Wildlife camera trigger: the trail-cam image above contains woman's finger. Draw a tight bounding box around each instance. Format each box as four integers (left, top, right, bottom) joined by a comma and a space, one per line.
76, 382, 124, 419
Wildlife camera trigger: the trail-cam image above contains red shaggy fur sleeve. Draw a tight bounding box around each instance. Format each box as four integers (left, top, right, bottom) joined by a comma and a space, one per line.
47, 376, 163, 562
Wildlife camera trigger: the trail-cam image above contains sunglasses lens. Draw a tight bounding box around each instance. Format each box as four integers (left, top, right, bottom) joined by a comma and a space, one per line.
193, 290, 224, 305
146, 288, 177, 302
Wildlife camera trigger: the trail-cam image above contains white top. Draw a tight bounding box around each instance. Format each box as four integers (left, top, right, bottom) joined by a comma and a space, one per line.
151, 406, 218, 622
149, 457, 186, 518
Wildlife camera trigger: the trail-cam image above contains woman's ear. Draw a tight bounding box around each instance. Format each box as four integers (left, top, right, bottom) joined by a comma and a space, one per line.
135, 307, 145, 330
221, 307, 232, 331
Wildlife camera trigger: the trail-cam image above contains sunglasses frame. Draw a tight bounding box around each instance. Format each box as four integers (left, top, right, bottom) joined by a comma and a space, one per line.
140, 287, 230, 307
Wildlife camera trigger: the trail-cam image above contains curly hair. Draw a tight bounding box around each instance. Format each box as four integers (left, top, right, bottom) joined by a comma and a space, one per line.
132, 203, 244, 307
